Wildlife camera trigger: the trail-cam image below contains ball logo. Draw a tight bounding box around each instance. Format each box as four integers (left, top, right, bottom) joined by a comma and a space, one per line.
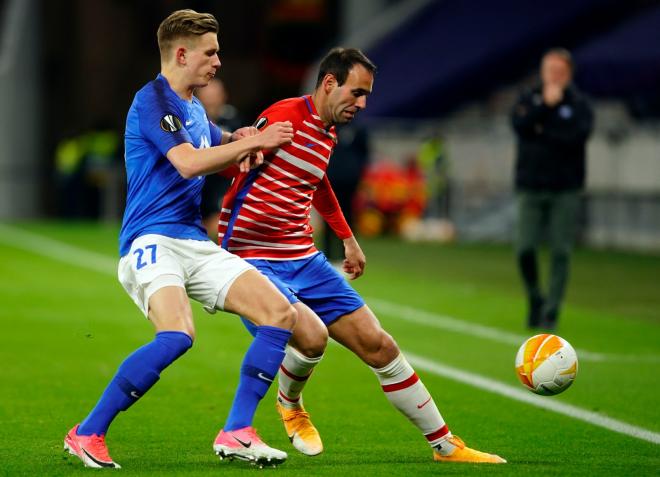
254, 117, 268, 130
160, 114, 183, 132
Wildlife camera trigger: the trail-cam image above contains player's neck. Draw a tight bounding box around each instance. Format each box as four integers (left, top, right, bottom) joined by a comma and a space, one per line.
160, 69, 194, 101
310, 91, 333, 128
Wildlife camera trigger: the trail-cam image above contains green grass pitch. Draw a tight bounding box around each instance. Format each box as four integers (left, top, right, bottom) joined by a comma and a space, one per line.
0, 222, 658, 476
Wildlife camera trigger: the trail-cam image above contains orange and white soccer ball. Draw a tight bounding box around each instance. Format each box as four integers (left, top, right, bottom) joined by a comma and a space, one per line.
515, 334, 578, 395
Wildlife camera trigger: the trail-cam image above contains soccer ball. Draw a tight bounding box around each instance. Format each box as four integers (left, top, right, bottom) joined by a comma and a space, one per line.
515, 334, 578, 395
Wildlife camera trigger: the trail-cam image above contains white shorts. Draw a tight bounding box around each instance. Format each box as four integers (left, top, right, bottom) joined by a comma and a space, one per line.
118, 234, 254, 317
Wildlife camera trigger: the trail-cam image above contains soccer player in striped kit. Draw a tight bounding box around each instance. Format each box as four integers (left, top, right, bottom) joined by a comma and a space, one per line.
218, 47, 506, 464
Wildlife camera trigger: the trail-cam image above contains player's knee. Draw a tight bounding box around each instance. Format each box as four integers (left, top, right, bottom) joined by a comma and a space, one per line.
265, 301, 298, 330
156, 327, 195, 343
378, 333, 400, 363
172, 319, 196, 341
365, 332, 399, 368
151, 311, 196, 341
176, 326, 196, 342
297, 328, 328, 358
283, 304, 298, 329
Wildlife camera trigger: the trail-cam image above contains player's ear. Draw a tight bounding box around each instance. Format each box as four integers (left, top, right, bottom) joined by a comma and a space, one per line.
323, 73, 337, 93
175, 46, 187, 65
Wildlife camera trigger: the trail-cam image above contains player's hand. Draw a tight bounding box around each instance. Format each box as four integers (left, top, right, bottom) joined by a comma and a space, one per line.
234, 126, 264, 172
230, 126, 258, 142
342, 236, 366, 280
238, 151, 264, 173
259, 121, 294, 150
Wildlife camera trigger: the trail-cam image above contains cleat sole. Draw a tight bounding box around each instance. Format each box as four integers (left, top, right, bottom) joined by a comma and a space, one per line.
215, 449, 285, 467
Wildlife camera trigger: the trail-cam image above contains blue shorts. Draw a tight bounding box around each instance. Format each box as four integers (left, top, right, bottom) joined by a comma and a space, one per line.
241, 252, 365, 336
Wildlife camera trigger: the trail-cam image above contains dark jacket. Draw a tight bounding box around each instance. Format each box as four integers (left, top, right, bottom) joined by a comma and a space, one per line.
511, 85, 593, 191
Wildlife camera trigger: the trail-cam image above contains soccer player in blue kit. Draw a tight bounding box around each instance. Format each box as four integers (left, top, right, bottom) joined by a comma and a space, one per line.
63, 9, 297, 469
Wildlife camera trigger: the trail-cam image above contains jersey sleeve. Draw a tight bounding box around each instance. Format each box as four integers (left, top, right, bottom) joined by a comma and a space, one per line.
209, 121, 223, 146
313, 175, 353, 240
137, 90, 193, 157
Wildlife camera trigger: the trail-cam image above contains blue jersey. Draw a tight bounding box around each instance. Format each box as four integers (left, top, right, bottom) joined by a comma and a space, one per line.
119, 74, 223, 256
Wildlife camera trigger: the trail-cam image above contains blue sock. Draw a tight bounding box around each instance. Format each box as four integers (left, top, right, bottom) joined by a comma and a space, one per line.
223, 325, 292, 431
78, 331, 192, 436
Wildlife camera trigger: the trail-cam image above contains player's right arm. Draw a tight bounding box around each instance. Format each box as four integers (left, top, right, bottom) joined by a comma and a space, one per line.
167, 122, 293, 178
313, 175, 366, 279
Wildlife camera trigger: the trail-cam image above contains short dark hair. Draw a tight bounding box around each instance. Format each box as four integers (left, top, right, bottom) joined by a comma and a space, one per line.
157, 9, 219, 59
543, 47, 574, 72
315, 47, 377, 89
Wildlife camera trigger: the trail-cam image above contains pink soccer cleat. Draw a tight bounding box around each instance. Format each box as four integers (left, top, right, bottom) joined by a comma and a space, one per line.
63, 424, 121, 469
213, 426, 287, 467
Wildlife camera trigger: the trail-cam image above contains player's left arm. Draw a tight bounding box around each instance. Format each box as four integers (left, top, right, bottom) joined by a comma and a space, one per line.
313, 175, 366, 279
214, 122, 265, 171
218, 125, 256, 145
341, 235, 366, 280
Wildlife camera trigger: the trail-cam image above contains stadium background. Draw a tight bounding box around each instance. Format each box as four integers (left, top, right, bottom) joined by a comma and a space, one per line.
0, 0, 658, 475
2, 0, 660, 251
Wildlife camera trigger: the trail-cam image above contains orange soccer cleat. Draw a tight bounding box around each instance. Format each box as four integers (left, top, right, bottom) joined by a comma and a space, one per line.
433, 435, 506, 464
276, 400, 323, 456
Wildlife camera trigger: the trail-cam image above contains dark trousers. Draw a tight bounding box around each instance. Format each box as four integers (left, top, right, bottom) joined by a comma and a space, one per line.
516, 190, 580, 326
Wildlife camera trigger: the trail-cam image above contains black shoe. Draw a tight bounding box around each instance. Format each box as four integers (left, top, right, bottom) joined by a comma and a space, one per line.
538, 309, 558, 331
526, 295, 545, 329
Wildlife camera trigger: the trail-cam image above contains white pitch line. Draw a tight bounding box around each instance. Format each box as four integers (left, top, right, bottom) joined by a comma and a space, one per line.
366, 297, 660, 364
1, 223, 657, 365
404, 351, 660, 445
0, 223, 117, 275
2, 224, 660, 445
1, 223, 657, 364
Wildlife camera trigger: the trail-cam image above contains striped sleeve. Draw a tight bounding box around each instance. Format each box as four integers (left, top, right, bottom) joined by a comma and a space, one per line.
313, 175, 353, 240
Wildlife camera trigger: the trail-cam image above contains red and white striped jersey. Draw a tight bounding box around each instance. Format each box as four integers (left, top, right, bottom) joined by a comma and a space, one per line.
218, 95, 353, 260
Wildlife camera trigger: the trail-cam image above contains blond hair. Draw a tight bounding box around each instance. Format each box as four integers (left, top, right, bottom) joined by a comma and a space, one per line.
157, 9, 218, 59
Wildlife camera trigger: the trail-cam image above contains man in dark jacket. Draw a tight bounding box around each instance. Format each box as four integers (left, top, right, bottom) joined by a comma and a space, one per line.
511, 48, 594, 330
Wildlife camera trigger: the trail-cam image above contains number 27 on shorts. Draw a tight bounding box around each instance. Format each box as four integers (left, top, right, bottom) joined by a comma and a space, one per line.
134, 244, 157, 270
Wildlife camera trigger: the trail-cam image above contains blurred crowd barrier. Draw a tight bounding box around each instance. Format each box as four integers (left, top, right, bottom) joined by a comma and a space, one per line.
22, 100, 660, 253
357, 100, 660, 252
54, 127, 122, 221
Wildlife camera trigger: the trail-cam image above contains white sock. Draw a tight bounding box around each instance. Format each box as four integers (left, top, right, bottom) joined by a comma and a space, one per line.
277, 345, 322, 409
372, 353, 455, 453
